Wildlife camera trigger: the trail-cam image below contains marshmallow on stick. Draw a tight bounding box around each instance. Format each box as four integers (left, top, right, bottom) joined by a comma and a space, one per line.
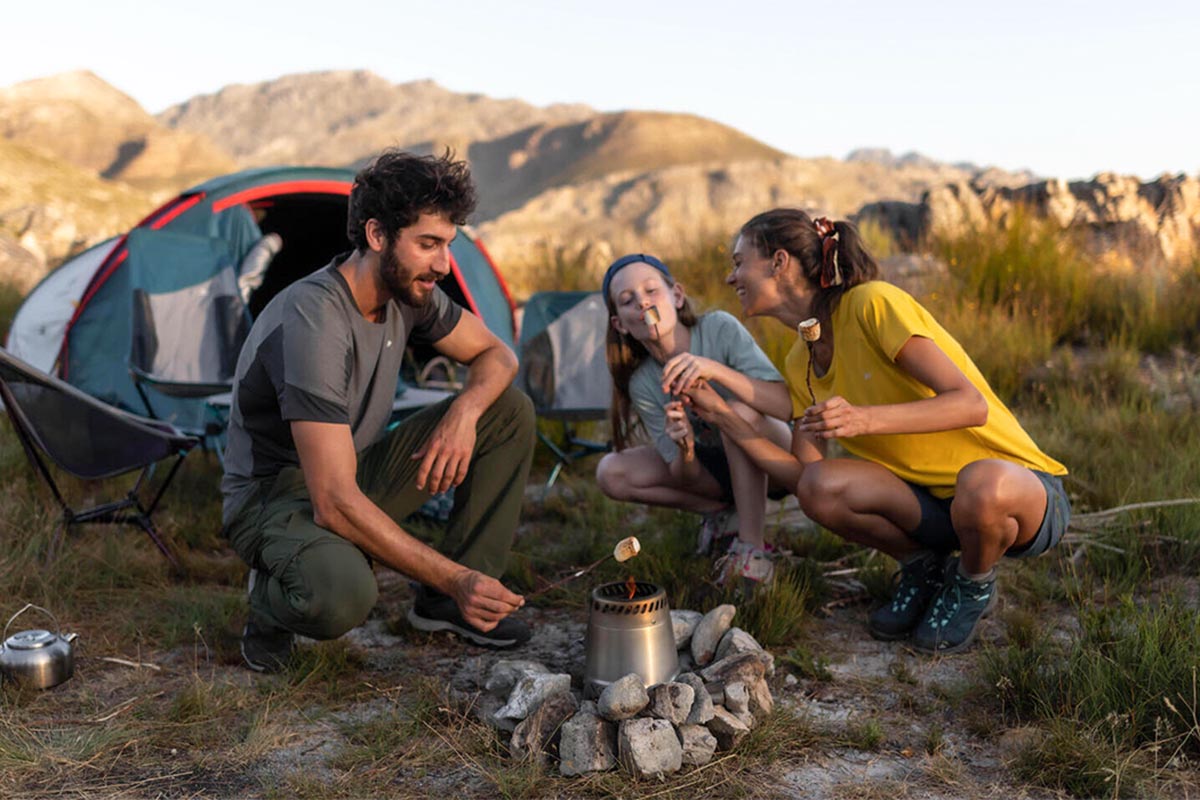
613, 536, 641, 563
642, 307, 661, 326
799, 317, 821, 342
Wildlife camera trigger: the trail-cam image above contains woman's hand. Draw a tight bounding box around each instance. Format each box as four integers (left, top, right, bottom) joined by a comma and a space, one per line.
664, 400, 695, 461
682, 379, 731, 424
661, 353, 719, 396
798, 395, 871, 439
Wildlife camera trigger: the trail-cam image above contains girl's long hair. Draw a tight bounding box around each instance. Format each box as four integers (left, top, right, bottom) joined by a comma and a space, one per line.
739, 209, 880, 327
605, 280, 698, 452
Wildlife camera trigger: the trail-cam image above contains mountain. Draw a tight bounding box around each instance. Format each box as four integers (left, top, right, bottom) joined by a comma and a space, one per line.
158, 71, 595, 168
0, 71, 235, 191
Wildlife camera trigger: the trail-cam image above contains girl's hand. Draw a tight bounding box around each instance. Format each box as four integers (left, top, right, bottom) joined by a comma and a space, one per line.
798, 395, 871, 439
661, 353, 718, 396
681, 379, 730, 424
664, 400, 695, 460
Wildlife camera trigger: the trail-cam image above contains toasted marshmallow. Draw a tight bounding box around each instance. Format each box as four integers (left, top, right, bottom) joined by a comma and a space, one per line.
799, 318, 821, 342
642, 307, 661, 326
613, 536, 641, 563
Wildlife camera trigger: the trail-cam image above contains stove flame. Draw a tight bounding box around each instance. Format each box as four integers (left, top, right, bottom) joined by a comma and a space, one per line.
625, 575, 637, 599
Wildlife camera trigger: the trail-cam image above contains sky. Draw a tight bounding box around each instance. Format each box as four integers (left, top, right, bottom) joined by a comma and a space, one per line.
4, 0, 1198, 181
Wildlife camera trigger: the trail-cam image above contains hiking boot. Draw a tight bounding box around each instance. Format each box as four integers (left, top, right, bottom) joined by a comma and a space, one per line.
697, 508, 739, 555
241, 569, 294, 673
867, 551, 947, 641
911, 559, 999, 654
407, 588, 531, 648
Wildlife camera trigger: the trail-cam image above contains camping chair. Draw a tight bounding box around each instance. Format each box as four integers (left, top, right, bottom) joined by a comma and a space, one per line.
516, 291, 612, 490
126, 228, 254, 454
0, 347, 200, 567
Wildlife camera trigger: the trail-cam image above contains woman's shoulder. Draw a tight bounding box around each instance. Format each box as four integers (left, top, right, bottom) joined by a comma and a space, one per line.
842, 280, 920, 313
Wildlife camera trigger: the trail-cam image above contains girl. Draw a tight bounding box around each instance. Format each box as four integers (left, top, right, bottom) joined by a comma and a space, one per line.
594, 253, 792, 586
683, 210, 1070, 653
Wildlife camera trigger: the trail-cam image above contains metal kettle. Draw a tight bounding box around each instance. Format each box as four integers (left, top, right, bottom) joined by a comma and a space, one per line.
1, 604, 79, 690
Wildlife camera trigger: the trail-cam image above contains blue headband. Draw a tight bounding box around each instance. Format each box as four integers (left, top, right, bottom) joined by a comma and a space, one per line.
601, 253, 673, 301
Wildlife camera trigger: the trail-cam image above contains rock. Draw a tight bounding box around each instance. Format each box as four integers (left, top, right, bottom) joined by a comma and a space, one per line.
648, 682, 694, 726
485, 659, 550, 698
715, 628, 774, 677
699, 651, 772, 688
474, 691, 518, 733
784, 674, 798, 687
511, 690, 578, 762
707, 706, 751, 751
618, 718, 683, 779
676, 650, 695, 673
734, 709, 756, 730
495, 672, 571, 721
690, 604, 736, 666
677, 723, 718, 766
723, 681, 749, 714
676, 672, 715, 725
597, 673, 649, 721
670, 609, 703, 649
747, 677, 774, 721
559, 706, 618, 776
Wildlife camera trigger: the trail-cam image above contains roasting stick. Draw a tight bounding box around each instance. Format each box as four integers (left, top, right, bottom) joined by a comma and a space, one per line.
527, 537, 641, 598
798, 317, 821, 406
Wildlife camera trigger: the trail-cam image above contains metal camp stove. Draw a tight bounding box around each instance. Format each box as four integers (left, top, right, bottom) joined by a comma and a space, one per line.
583, 581, 679, 699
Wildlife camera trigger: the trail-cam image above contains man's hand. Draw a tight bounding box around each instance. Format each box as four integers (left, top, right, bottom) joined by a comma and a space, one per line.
661, 353, 719, 397
412, 405, 478, 494
664, 400, 695, 462
449, 569, 525, 632
798, 395, 871, 439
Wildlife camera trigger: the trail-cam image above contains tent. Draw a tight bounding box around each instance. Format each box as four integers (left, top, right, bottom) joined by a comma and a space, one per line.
6, 166, 517, 426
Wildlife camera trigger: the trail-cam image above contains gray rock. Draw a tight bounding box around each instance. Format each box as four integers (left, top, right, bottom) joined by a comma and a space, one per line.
715, 628, 775, 676
747, 677, 774, 721
699, 650, 772, 687
676, 650, 695, 673
597, 673, 649, 721
559, 708, 618, 776
690, 604, 736, 666
496, 672, 571, 721
618, 718, 683, 779
676, 672, 715, 725
734, 709, 756, 730
784, 674, 798, 687
723, 681, 749, 714
474, 691, 518, 732
511, 690, 578, 762
707, 706, 751, 750
648, 682, 694, 726
485, 659, 551, 698
677, 723, 718, 766
670, 609, 703, 650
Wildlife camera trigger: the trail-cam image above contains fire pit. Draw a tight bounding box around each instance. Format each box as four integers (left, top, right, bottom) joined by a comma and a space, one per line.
584, 581, 679, 699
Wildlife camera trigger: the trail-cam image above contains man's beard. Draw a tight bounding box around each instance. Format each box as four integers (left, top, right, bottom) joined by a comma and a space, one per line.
380, 243, 438, 307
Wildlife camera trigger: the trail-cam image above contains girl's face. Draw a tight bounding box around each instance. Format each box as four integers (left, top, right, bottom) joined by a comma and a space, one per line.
727, 234, 780, 317
608, 262, 684, 342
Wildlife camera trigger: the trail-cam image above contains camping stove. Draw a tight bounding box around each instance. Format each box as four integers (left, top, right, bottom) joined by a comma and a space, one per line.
583, 581, 679, 699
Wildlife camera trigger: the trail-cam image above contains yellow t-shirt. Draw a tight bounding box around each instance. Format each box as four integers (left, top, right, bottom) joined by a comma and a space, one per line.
784, 281, 1066, 498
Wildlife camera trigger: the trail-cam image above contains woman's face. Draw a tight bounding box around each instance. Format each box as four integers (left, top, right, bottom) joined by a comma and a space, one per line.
728, 234, 779, 317
608, 262, 684, 342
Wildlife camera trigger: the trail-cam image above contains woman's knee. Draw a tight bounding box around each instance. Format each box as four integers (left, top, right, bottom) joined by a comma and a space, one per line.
293, 542, 378, 640
796, 462, 843, 522
952, 462, 1008, 526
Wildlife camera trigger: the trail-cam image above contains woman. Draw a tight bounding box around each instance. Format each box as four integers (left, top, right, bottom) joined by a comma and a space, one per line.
683, 210, 1070, 652
594, 253, 793, 586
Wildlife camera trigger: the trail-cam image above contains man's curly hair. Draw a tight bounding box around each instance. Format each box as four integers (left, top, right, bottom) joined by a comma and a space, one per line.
346, 149, 478, 250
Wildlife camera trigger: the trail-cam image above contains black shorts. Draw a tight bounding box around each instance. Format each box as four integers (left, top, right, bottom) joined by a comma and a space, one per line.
694, 442, 790, 504
907, 470, 1071, 558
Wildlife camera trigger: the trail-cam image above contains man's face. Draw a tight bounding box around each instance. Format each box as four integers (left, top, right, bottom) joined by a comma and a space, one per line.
378, 212, 457, 307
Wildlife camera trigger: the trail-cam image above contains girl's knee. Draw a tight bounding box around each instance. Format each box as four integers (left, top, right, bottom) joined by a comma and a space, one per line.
595, 453, 627, 499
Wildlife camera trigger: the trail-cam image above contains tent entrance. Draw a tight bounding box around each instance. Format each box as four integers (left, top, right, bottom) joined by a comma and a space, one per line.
247, 192, 351, 316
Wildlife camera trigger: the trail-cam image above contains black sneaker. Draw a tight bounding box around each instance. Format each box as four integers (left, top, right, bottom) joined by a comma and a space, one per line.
867, 551, 946, 641
241, 568, 294, 673
406, 588, 531, 648
911, 559, 998, 654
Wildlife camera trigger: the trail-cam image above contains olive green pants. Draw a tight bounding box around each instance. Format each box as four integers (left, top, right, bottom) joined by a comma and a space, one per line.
224, 386, 535, 640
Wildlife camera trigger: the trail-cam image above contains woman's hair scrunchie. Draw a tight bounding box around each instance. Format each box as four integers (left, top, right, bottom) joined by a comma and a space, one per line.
813, 216, 843, 288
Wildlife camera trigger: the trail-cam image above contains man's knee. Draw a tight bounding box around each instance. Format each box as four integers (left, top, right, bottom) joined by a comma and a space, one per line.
293, 542, 378, 640
492, 385, 536, 442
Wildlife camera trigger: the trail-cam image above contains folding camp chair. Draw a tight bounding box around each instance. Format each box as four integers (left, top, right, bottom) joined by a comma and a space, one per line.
516, 291, 612, 490
0, 347, 200, 567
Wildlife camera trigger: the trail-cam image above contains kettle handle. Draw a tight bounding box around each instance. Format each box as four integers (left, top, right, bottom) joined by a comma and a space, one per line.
3, 603, 63, 643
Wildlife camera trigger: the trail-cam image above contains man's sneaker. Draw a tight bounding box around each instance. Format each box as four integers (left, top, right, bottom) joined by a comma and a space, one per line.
407, 588, 531, 648
242, 568, 294, 673
714, 539, 776, 589
697, 508, 739, 555
911, 559, 998, 654
867, 551, 946, 641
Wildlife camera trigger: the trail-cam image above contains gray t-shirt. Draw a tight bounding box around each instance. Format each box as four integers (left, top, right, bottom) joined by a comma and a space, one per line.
220, 255, 462, 524
629, 310, 782, 464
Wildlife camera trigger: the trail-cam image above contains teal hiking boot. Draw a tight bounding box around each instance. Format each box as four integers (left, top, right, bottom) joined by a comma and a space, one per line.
868, 551, 946, 641
911, 559, 998, 654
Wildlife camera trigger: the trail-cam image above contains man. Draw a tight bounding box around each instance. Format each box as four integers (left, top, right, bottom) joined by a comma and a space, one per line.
220, 150, 536, 672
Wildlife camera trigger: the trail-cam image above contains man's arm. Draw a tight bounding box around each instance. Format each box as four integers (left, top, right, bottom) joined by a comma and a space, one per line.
291, 419, 523, 631
413, 311, 519, 494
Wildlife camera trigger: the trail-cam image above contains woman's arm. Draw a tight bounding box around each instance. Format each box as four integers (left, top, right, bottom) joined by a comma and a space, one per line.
798, 335, 988, 439
662, 354, 793, 420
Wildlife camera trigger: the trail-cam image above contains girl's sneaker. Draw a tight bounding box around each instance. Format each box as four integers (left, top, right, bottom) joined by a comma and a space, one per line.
714, 539, 776, 588
697, 508, 739, 555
